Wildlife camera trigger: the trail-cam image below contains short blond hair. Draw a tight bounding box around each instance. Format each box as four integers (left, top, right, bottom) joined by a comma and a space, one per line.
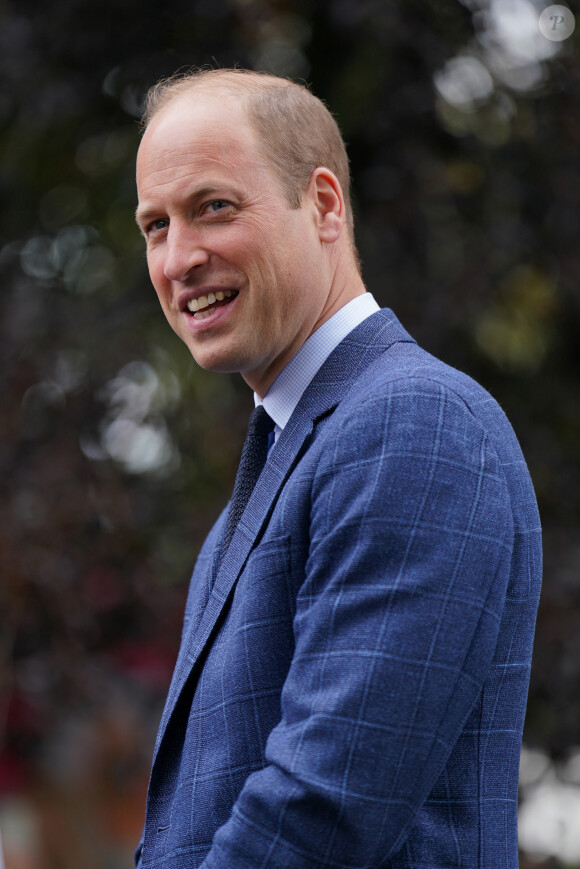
141, 68, 357, 251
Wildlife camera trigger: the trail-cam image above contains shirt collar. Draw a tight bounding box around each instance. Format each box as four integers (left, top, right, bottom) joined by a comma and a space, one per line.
255, 293, 380, 437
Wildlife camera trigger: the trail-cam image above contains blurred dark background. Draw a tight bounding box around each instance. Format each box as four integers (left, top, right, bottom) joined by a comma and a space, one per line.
0, 0, 579, 866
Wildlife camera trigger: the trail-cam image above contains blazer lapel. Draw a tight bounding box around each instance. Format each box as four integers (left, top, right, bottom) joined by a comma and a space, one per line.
153, 308, 415, 757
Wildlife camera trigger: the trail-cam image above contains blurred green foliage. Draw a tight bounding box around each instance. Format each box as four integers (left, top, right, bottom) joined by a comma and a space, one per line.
0, 0, 579, 865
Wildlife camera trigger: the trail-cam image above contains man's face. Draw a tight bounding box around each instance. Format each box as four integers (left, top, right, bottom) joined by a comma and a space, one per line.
136, 91, 335, 396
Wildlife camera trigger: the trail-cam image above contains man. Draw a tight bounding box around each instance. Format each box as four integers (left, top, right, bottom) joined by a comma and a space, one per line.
134, 68, 541, 868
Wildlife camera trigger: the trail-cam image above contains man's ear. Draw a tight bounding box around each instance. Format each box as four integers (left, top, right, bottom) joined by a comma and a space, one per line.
308, 167, 345, 244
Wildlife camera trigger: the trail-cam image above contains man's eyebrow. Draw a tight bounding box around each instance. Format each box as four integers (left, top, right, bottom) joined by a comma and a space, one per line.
134, 205, 158, 227
135, 185, 238, 227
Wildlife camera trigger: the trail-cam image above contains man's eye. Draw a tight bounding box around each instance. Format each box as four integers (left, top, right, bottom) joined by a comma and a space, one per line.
144, 218, 169, 236
206, 200, 230, 213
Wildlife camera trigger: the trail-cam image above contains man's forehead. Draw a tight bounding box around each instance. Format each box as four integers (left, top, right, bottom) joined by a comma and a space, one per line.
135, 93, 281, 214
140, 91, 260, 165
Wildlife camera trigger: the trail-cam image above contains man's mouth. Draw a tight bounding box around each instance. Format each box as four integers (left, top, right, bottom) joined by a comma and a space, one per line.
186, 290, 238, 320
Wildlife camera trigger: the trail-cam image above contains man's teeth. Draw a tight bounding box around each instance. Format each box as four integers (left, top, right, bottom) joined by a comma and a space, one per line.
186, 290, 233, 315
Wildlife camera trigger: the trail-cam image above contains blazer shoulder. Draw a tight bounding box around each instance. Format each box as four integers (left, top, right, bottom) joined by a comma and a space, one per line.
350, 339, 511, 434
330, 338, 541, 555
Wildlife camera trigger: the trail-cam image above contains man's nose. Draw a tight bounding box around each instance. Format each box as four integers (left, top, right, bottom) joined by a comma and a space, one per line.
163, 224, 210, 282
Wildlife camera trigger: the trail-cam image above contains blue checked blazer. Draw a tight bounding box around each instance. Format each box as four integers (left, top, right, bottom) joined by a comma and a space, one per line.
136, 309, 542, 868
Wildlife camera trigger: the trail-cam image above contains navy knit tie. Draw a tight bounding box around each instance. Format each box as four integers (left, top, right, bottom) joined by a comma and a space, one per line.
219, 405, 275, 564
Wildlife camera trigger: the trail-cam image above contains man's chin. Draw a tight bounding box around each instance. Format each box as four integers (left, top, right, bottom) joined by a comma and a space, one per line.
188, 347, 250, 377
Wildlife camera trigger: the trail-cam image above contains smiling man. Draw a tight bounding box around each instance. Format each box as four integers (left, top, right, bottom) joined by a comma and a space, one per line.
134, 69, 541, 869
136, 81, 364, 393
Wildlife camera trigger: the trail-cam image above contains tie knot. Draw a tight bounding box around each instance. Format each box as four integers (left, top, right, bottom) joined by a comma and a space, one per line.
248, 405, 275, 439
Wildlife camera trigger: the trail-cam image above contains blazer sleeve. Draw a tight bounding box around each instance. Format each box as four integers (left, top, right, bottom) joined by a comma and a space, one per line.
201, 378, 516, 868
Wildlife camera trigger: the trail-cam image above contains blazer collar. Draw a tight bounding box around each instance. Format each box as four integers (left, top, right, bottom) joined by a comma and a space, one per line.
153, 308, 415, 757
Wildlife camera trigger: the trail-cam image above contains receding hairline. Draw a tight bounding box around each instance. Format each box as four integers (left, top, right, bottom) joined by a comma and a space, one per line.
137, 80, 304, 204
140, 69, 316, 130
139, 73, 314, 187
